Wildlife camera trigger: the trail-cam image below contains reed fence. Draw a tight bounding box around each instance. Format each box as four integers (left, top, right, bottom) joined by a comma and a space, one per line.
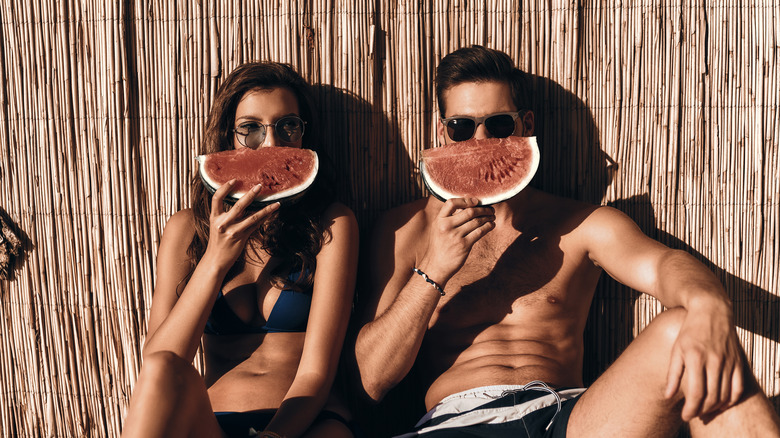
0, 1, 778, 436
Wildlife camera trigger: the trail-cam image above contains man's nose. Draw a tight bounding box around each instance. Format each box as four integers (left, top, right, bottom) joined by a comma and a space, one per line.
473, 122, 491, 140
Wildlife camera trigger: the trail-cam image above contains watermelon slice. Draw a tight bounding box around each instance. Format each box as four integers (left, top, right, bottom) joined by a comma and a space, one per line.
420, 136, 539, 205
196, 146, 319, 205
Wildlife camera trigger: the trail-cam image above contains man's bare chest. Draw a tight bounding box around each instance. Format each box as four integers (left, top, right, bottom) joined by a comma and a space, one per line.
430, 229, 594, 328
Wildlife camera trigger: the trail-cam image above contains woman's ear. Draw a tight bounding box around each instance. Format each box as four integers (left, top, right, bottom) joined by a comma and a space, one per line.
520, 111, 535, 136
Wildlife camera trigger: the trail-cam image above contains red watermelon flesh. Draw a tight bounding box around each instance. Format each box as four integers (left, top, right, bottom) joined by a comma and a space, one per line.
420, 136, 539, 205
196, 146, 318, 204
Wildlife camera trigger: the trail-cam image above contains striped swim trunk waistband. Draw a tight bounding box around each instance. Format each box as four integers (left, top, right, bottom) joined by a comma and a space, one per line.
394, 381, 586, 438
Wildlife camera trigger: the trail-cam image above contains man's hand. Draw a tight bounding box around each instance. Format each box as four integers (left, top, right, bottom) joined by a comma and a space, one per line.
418, 198, 495, 283
664, 302, 744, 421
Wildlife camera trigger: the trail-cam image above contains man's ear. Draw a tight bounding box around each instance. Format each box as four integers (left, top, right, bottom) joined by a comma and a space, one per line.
521, 111, 535, 136
436, 118, 447, 146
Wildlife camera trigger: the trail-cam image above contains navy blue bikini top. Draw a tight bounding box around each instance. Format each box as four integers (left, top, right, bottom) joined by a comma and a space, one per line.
204, 270, 311, 335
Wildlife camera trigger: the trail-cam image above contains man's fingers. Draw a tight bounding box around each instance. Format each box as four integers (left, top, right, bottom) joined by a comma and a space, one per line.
453, 207, 495, 229
463, 218, 496, 245
716, 359, 734, 411
729, 361, 745, 406
452, 211, 495, 236
435, 199, 494, 235
681, 360, 706, 421
438, 198, 480, 218
701, 358, 724, 414
665, 351, 684, 399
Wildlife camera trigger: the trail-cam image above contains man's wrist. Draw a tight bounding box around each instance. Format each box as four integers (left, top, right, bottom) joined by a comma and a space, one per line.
413, 267, 446, 296
415, 260, 452, 289
685, 294, 734, 324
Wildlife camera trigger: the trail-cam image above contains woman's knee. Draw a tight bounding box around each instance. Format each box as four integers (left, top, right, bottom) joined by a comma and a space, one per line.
138, 350, 199, 391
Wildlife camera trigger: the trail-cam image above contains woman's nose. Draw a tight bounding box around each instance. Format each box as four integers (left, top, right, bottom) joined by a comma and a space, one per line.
261, 126, 282, 147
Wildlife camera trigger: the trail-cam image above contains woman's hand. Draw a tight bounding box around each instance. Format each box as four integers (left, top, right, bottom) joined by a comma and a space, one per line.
203, 180, 281, 269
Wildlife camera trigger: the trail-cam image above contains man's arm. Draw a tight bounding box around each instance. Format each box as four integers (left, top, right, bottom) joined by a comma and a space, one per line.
583, 206, 742, 421
354, 198, 495, 402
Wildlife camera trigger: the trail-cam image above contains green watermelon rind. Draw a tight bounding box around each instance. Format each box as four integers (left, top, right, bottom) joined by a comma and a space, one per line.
419, 136, 540, 206
196, 149, 319, 207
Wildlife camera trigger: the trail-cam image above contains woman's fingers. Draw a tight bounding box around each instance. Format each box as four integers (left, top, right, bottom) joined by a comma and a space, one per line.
214, 183, 263, 222
210, 179, 237, 217
211, 182, 269, 236
226, 184, 263, 218
233, 202, 281, 234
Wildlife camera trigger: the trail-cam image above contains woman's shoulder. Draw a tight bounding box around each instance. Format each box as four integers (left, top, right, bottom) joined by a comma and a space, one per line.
320, 202, 357, 225
165, 208, 196, 230
161, 209, 198, 245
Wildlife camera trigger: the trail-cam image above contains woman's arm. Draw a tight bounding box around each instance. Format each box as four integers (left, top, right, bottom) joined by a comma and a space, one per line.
143, 182, 279, 361
263, 202, 359, 437
142, 208, 214, 361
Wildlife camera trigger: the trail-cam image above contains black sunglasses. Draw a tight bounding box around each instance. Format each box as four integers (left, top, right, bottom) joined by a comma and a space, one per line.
442, 111, 522, 142
233, 115, 307, 149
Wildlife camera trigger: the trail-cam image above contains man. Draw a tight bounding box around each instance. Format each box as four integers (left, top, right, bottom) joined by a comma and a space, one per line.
353, 45, 780, 437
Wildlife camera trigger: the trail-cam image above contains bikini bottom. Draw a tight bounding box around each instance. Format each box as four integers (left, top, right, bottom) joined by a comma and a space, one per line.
215, 409, 360, 437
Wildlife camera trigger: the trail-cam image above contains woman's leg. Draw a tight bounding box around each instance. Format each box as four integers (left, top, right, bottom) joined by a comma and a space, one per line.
122, 351, 225, 438
302, 419, 354, 438
303, 411, 355, 438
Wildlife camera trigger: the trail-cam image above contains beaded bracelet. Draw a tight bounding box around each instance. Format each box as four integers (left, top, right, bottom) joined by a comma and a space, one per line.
412, 267, 445, 296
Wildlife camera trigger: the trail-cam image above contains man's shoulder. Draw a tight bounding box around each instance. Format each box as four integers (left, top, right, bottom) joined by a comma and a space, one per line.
512, 189, 600, 222
520, 190, 645, 242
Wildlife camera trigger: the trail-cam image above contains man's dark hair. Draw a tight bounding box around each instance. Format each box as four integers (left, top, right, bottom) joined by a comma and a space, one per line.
435, 45, 530, 117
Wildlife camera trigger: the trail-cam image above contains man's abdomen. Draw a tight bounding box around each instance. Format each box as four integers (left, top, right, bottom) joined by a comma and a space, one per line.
421, 323, 584, 410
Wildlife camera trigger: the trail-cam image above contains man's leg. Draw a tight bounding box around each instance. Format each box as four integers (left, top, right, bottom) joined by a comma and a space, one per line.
566, 308, 780, 437
687, 361, 780, 437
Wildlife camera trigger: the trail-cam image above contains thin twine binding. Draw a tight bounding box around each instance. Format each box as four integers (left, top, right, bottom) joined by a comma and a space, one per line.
412, 267, 445, 296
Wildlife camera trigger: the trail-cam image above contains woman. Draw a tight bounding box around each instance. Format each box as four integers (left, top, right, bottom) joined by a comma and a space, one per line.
122, 62, 359, 438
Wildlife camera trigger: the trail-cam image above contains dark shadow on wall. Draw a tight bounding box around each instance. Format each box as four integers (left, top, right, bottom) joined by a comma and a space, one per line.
525, 73, 616, 205
312, 84, 425, 436
312, 84, 421, 234
0, 207, 32, 283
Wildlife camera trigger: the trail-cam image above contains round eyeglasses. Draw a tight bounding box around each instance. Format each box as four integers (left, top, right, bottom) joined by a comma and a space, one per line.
442, 111, 522, 142
233, 115, 307, 149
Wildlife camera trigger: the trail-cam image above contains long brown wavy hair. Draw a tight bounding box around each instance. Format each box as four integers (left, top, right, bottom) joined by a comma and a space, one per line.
189, 61, 334, 291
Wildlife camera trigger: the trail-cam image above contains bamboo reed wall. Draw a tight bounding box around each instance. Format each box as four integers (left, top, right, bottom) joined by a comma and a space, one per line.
0, 1, 778, 436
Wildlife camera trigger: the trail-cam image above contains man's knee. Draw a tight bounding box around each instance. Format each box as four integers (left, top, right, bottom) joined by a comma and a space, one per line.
642, 307, 687, 351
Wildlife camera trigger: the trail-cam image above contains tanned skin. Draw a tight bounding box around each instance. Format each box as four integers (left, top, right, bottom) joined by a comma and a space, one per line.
354, 81, 780, 437
123, 88, 359, 438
